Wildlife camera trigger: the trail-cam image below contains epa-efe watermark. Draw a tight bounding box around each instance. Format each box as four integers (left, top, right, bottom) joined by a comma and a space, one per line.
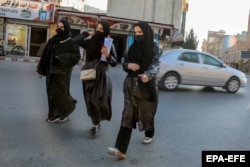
202, 151, 250, 167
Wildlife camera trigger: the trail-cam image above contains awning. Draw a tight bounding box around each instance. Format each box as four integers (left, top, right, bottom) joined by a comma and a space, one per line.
100, 16, 173, 30
58, 11, 98, 19
57, 12, 173, 31
148, 23, 173, 29
99, 16, 137, 24
170, 30, 184, 46
171, 30, 184, 43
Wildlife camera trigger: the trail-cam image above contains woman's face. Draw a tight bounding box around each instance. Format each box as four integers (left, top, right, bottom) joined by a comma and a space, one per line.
134, 26, 143, 35
57, 22, 64, 30
96, 23, 104, 32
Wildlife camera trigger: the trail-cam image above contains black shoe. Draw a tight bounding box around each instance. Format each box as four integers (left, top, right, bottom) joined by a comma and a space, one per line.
89, 124, 100, 137
46, 115, 60, 123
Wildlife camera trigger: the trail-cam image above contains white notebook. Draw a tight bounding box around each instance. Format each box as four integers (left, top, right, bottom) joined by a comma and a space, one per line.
101, 37, 113, 62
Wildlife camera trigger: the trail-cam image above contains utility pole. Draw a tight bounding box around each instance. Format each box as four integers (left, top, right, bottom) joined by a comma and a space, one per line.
152, 0, 156, 22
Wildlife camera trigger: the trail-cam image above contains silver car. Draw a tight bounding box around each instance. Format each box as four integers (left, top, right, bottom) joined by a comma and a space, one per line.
157, 49, 247, 93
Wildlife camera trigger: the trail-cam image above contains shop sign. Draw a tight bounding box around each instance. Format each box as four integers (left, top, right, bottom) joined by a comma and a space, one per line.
58, 15, 98, 28
0, 0, 55, 23
241, 50, 250, 59
109, 22, 132, 31
102, 19, 133, 31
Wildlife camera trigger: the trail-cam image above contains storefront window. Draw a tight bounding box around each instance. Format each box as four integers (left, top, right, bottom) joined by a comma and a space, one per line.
6, 24, 27, 56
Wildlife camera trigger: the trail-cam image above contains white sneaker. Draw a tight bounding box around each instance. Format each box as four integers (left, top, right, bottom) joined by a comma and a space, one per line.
59, 117, 68, 122
142, 137, 153, 144
46, 116, 60, 123
107, 147, 126, 159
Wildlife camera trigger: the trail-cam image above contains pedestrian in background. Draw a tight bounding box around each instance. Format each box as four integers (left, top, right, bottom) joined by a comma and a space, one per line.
73, 21, 117, 137
107, 21, 162, 159
37, 19, 81, 123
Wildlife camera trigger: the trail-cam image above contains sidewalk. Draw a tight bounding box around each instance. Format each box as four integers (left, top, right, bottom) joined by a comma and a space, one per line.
0, 56, 124, 69
0, 56, 40, 63
0, 56, 86, 65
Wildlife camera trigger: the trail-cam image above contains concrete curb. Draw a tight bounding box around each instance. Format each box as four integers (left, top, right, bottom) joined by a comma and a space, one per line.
0, 56, 85, 66
0, 56, 40, 63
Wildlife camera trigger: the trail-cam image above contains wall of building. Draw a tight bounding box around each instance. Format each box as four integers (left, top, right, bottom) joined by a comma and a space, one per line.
203, 11, 250, 63
204, 31, 250, 64
155, 0, 183, 30
47, 0, 85, 12
107, 0, 183, 30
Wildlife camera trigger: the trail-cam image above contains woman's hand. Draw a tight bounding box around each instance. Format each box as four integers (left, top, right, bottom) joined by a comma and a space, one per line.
88, 31, 94, 37
138, 74, 149, 83
128, 63, 140, 71
101, 46, 110, 58
38, 74, 45, 80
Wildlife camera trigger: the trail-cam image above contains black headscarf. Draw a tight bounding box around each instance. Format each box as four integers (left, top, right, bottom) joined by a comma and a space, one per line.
94, 21, 110, 37
86, 21, 110, 60
52, 19, 71, 42
128, 21, 154, 73
128, 21, 157, 101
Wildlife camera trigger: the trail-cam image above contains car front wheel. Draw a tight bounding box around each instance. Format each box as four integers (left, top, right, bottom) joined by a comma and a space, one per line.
225, 77, 240, 93
161, 72, 179, 91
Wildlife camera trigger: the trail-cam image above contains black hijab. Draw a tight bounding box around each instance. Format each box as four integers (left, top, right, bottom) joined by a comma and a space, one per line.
94, 21, 110, 37
128, 22, 157, 101
52, 19, 71, 42
128, 21, 154, 73
86, 21, 110, 60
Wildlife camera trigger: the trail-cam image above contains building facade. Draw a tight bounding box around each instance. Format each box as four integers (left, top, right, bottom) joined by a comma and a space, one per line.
0, 0, 187, 59
202, 10, 250, 66
0, 0, 56, 57
107, 0, 185, 31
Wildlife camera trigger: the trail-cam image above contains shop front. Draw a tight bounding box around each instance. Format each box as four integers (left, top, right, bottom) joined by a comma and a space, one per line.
99, 16, 135, 62
57, 11, 99, 36
0, 0, 55, 57
99, 16, 174, 61
57, 11, 137, 62
57, 11, 99, 59
57, 11, 174, 62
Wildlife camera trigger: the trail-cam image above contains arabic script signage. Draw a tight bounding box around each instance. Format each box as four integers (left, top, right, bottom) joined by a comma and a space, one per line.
241, 51, 250, 59
0, 0, 55, 23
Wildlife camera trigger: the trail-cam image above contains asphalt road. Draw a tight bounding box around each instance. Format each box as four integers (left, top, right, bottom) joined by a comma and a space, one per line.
1, 61, 250, 167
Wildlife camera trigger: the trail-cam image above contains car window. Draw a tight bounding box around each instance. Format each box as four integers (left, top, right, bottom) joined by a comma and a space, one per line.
178, 52, 199, 63
200, 54, 221, 66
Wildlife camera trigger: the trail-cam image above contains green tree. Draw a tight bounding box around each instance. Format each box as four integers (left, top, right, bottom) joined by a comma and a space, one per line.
182, 28, 199, 50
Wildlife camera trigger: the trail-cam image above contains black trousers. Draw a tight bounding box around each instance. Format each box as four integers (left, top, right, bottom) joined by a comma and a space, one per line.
115, 126, 154, 154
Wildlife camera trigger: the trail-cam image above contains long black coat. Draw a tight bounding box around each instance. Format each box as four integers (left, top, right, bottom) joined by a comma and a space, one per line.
74, 32, 117, 125
37, 37, 81, 119
121, 41, 162, 131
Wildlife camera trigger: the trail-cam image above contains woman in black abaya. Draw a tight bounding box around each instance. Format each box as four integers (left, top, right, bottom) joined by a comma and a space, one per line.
74, 21, 117, 137
37, 19, 80, 122
107, 21, 162, 159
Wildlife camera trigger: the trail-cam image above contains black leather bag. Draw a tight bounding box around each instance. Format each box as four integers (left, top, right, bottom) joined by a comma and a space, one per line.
138, 79, 158, 101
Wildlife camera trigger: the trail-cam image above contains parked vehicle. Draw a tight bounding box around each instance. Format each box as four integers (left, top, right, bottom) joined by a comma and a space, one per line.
7, 44, 25, 56
157, 49, 247, 93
